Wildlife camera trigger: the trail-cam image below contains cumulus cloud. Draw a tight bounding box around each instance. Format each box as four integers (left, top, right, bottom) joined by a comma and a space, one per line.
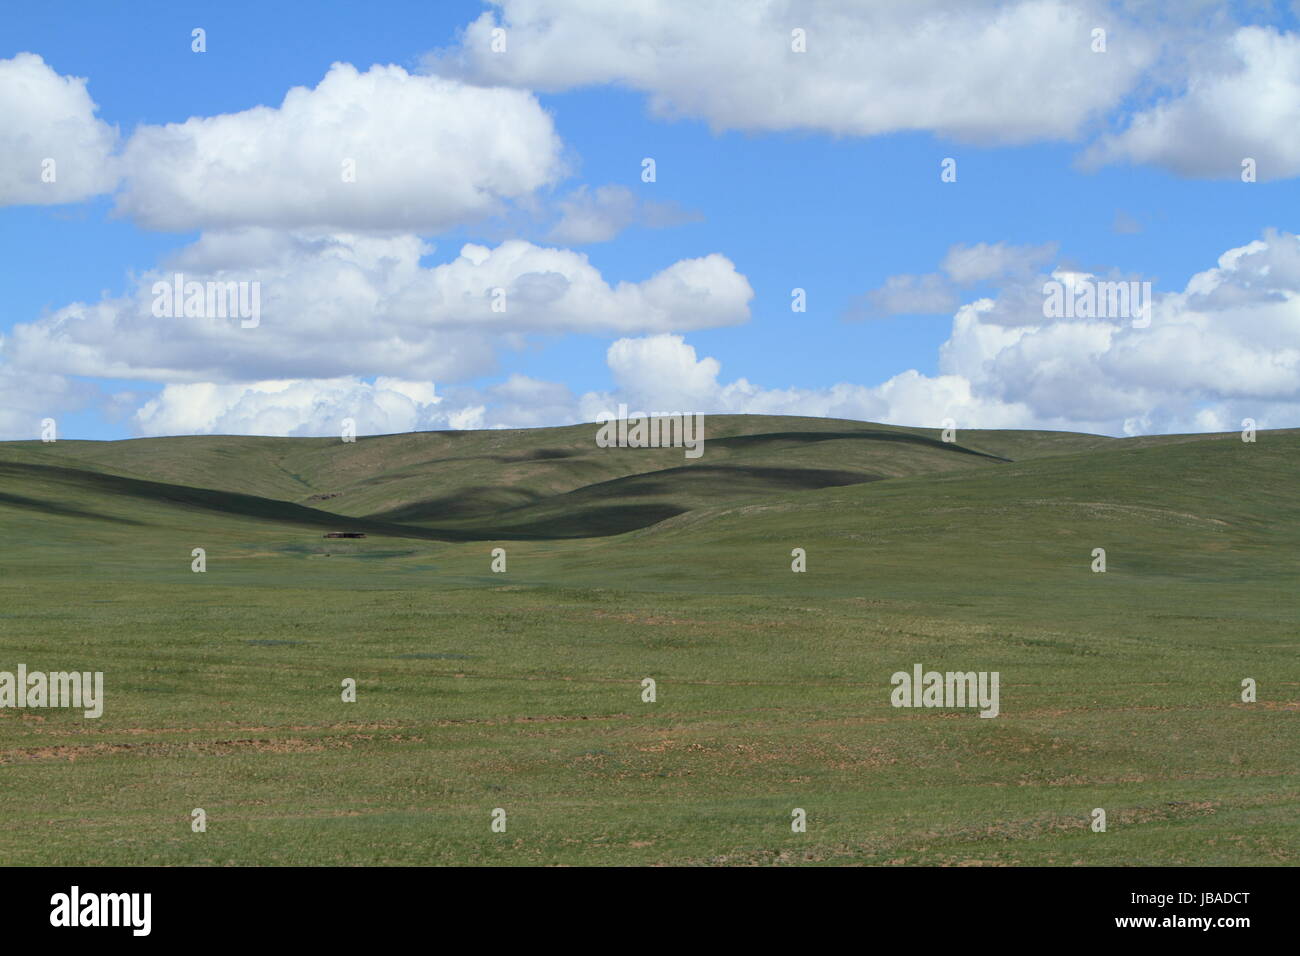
115, 62, 565, 232
466, 374, 580, 428
0, 53, 119, 206
13, 228, 1298, 440
574, 231, 1300, 435
131, 372, 589, 437
936, 231, 1300, 431
0, 364, 93, 440
132, 377, 448, 437
6, 232, 752, 385
111, 227, 1300, 440
850, 242, 1059, 319
428, 0, 1155, 143
574, 333, 1036, 430
1082, 26, 1300, 179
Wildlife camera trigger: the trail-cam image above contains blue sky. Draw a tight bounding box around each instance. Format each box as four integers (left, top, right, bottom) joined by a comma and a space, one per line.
4, 0, 1300, 440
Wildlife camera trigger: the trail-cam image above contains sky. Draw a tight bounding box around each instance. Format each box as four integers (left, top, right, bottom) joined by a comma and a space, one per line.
3, 0, 1300, 441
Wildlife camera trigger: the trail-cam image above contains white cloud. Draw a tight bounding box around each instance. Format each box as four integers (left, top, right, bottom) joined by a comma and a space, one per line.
601, 334, 723, 410
429, 0, 1155, 143
112, 229, 1300, 439
115, 62, 565, 232
133, 377, 448, 437
851, 242, 1059, 318
0, 364, 92, 440
130, 372, 586, 437
7, 232, 752, 385
471, 373, 580, 428
937, 231, 1300, 429
15, 230, 1299, 440
0, 53, 119, 206
576, 333, 1037, 430
573, 231, 1300, 435
1083, 26, 1300, 179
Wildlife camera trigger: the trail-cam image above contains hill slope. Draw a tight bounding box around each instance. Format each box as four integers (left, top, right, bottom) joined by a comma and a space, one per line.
0, 416, 1019, 540
0, 416, 1294, 866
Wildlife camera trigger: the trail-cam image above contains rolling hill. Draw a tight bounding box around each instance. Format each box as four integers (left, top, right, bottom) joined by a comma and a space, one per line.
0, 415, 1295, 865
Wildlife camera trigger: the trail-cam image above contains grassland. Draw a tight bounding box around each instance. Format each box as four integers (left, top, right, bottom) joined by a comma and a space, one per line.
0, 415, 1295, 865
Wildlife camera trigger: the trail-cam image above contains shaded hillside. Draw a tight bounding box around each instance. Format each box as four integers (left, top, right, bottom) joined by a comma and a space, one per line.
0, 415, 1021, 541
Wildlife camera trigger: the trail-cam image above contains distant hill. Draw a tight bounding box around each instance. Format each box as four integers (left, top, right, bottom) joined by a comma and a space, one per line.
1, 416, 1294, 550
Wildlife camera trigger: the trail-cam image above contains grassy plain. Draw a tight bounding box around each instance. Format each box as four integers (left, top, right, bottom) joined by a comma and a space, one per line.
0, 416, 1294, 864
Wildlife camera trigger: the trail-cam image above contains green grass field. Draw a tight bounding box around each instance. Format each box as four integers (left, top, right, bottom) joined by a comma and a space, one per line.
0, 415, 1295, 865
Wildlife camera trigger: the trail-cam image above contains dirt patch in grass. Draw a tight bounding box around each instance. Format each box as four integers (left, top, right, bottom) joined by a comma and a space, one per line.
0, 732, 424, 763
